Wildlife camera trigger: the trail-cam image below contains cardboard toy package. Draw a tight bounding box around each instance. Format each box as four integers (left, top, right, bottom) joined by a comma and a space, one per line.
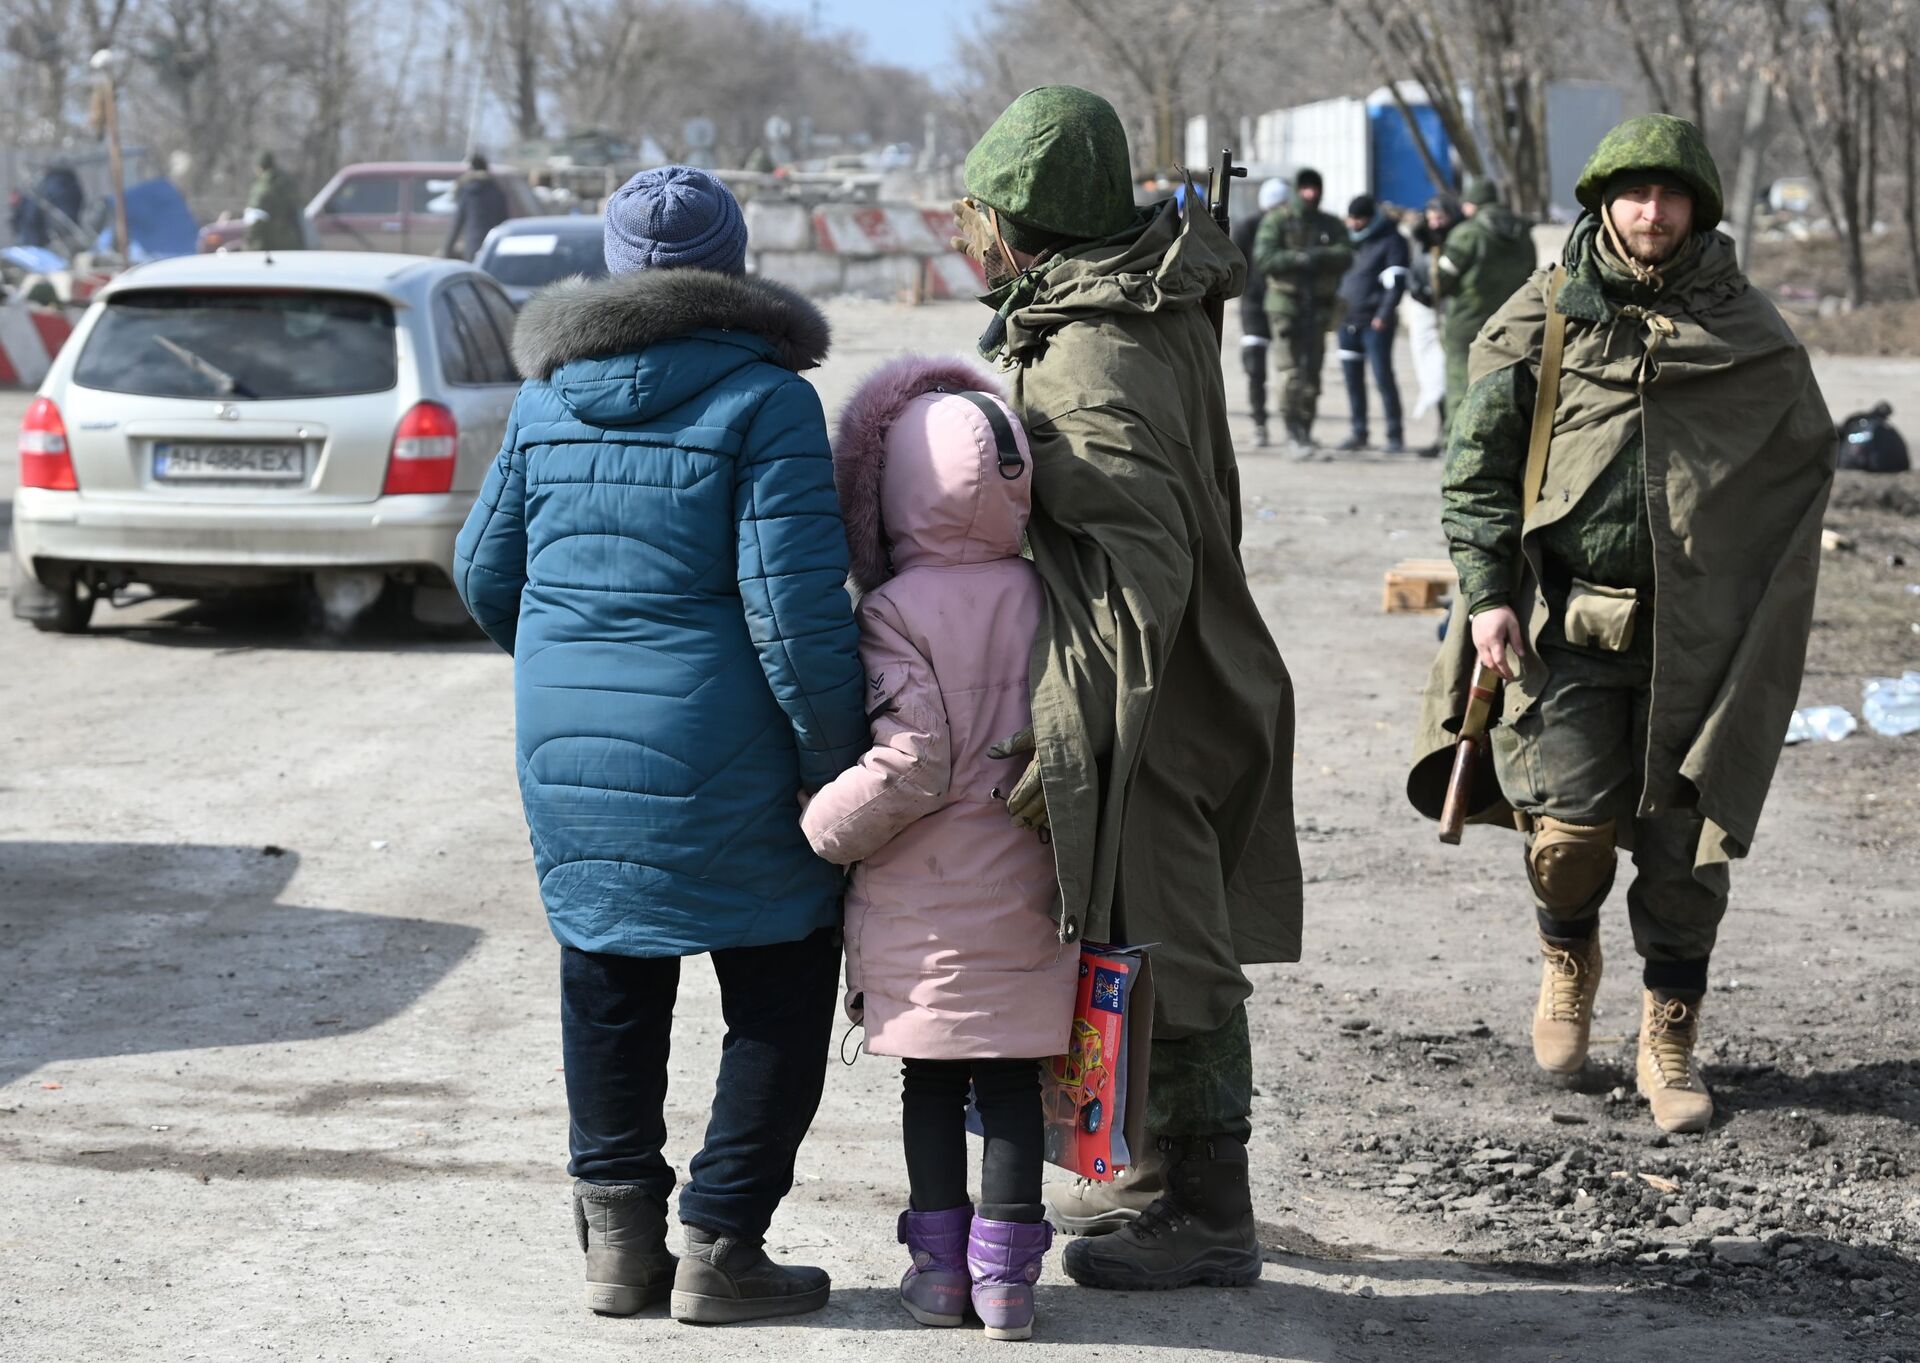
971, 944, 1153, 1182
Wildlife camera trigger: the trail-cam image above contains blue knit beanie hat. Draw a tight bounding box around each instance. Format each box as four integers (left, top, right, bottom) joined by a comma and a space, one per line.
603, 165, 748, 275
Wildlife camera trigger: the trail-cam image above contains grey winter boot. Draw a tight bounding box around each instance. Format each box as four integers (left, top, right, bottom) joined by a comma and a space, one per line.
1060, 1135, 1262, 1291
670, 1225, 831, 1324
574, 1181, 676, 1316
1044, 1144, 1168, 1235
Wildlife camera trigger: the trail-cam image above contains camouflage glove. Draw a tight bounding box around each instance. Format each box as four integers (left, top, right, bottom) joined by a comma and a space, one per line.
988, 727, 1049, 833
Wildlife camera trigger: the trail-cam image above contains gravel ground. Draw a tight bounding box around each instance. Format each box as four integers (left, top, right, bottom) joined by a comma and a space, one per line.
1, 299, 1915, 1363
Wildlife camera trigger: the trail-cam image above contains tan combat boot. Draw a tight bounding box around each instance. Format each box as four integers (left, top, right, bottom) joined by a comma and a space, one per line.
1044, 1146, 1167, 1236
1532, 932, 1602, 1074
1636, 990, 1714, 1133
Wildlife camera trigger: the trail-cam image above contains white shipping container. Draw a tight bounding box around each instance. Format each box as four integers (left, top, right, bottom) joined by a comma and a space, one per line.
1251, 97, 1370, 212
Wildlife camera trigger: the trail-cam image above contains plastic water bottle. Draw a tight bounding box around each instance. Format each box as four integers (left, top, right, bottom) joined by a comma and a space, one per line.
1784, 706, 1858, 744
1861, 672, 1920, 737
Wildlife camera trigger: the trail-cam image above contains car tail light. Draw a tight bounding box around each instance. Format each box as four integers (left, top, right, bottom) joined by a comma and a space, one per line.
383, 401, 457, 495
19, 396, 78, 491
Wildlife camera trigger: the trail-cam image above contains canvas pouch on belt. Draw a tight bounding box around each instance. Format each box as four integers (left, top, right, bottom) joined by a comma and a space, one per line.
1563, 579, 1639, 651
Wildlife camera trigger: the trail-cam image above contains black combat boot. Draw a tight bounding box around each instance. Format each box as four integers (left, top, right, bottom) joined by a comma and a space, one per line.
1059, 1135, 1261, 1290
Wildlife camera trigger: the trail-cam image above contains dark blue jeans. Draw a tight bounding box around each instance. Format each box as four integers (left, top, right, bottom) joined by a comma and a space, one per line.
1338, 317, 1403, 443
561, 924, 840, 1241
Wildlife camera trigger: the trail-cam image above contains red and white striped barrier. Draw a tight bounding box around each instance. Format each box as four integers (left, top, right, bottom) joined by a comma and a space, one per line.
811, 204, 949, 257
0, 301, 74, 389
746, 200, 987, 301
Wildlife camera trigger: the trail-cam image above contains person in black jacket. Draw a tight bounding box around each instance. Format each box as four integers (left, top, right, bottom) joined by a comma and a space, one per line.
1230, 178, 1290, 447
442, 153, 510, 261
1333, 195, 1410, 453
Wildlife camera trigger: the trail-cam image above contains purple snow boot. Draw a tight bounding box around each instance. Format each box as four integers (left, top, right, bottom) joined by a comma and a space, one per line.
968, 1214, 1053, 1341
898, 1205, 973, 1327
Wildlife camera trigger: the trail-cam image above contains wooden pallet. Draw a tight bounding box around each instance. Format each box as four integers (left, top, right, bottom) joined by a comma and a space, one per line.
1382, 559, 1458, 615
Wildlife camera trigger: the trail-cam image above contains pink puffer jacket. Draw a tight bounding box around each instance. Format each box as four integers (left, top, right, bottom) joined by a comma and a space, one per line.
801, 356, 1077, 1061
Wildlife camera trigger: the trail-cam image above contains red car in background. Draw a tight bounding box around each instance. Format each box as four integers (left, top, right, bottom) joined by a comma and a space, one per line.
199, 162, 539, 256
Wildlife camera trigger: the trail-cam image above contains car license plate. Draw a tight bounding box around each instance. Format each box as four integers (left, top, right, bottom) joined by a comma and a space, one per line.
153, 442, 306, 483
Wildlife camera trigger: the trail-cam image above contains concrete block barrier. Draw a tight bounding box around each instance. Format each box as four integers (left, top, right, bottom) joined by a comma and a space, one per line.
0, 301, 74, 389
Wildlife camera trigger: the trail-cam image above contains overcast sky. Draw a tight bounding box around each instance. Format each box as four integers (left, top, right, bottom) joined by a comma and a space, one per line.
748, 0, 973, 77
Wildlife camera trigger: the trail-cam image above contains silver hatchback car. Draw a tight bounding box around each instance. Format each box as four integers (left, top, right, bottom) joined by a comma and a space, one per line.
10, 251, 524, 632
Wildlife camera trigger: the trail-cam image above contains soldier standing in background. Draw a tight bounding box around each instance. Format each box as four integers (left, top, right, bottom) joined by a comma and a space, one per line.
1412, 117, 1834, 1134
246, 153, 306, 252
1253, 168, 1351, 459
1231, 178, 1290, 448
1436, 175, 1537, 415
1408, 193, 1463, 456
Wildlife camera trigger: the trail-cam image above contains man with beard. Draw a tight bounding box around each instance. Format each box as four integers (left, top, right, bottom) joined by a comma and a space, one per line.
1410, 116, 1833, 1133
952, 85, 1302, 1290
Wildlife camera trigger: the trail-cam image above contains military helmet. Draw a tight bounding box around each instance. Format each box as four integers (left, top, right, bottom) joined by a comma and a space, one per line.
1576, 114, 1724, 231
964, 86, 1136, 251
1460, 174, 1498, 206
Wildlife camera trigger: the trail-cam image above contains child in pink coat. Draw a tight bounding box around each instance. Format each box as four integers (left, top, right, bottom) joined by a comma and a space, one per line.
802, 356, 1078, 1341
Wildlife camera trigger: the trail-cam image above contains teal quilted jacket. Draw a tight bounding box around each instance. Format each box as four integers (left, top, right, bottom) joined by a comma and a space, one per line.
455, 268, 866, 956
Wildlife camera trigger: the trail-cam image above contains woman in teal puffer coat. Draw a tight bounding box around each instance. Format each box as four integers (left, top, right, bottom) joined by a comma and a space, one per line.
455, 166, 866, 1324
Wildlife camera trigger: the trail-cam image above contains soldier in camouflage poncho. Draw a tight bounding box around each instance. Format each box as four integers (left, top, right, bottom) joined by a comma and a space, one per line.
1411, 116, 1833, 1135
957, 85, 1301, 1293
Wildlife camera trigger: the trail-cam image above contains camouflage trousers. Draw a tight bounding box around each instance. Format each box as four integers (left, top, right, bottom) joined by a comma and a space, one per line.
1146, 1003, 1251, 1142
1269, 311, 1332, 434
1491, 625, 1730, 963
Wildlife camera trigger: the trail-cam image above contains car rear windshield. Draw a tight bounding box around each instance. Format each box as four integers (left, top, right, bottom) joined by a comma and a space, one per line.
480, 231, 607, 289
73, 289, 398, 400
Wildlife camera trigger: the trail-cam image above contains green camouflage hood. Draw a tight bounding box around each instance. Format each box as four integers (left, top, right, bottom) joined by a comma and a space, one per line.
997, 200, 1242, 362
1576, 114, 1724, 231
964, 86, 1137, 251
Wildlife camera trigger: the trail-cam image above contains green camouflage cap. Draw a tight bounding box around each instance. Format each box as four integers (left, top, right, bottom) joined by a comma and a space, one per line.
964, 86, 1136, 250
1576, 114, 1723, 231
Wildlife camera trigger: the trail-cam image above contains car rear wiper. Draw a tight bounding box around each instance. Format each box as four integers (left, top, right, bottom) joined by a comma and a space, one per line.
151, 335, 256, 399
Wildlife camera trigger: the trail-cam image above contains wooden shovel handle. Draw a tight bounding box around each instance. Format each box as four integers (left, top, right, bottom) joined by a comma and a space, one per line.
1438, 735, 1479, 845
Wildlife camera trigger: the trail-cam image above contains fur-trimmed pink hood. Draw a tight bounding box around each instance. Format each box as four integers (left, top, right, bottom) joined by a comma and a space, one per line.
832, 355, 1030, 591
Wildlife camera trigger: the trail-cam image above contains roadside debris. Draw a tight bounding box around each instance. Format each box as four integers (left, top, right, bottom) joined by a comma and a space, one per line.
1860, 672, 1920, 736
1785, 705, 1857, 744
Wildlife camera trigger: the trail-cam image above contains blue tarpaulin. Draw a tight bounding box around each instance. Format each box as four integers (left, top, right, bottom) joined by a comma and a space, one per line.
94, 178, 200, 261
3, 244, 68, 274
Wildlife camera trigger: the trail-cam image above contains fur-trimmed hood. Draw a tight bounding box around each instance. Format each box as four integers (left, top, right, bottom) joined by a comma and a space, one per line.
832, 355, 1026, 592
512, 268, 831, 380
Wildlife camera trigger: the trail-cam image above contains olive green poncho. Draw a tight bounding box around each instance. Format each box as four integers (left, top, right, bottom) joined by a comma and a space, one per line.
998, 201, 1303, 1037
1412, 214, 1835, 867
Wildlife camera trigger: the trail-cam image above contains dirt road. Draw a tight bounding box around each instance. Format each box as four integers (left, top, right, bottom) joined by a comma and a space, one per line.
2, 300, 1916, 1362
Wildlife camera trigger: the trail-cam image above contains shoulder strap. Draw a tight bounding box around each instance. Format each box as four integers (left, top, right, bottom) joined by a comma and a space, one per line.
953, 390, 1026, 481
1521, 265, 1569, 520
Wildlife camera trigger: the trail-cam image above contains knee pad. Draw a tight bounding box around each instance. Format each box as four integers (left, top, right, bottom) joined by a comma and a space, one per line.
1526, 816, 1618, 915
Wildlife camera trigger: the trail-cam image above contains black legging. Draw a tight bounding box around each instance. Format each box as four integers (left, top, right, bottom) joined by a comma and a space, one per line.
901, 1058, 1045, 1223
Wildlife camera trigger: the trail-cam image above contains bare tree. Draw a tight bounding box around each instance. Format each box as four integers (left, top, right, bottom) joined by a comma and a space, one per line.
499, 0, 543, 142
1757, 0, 1909, 307
952, 0, 1345, 177
1317, 0, 1558, 214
